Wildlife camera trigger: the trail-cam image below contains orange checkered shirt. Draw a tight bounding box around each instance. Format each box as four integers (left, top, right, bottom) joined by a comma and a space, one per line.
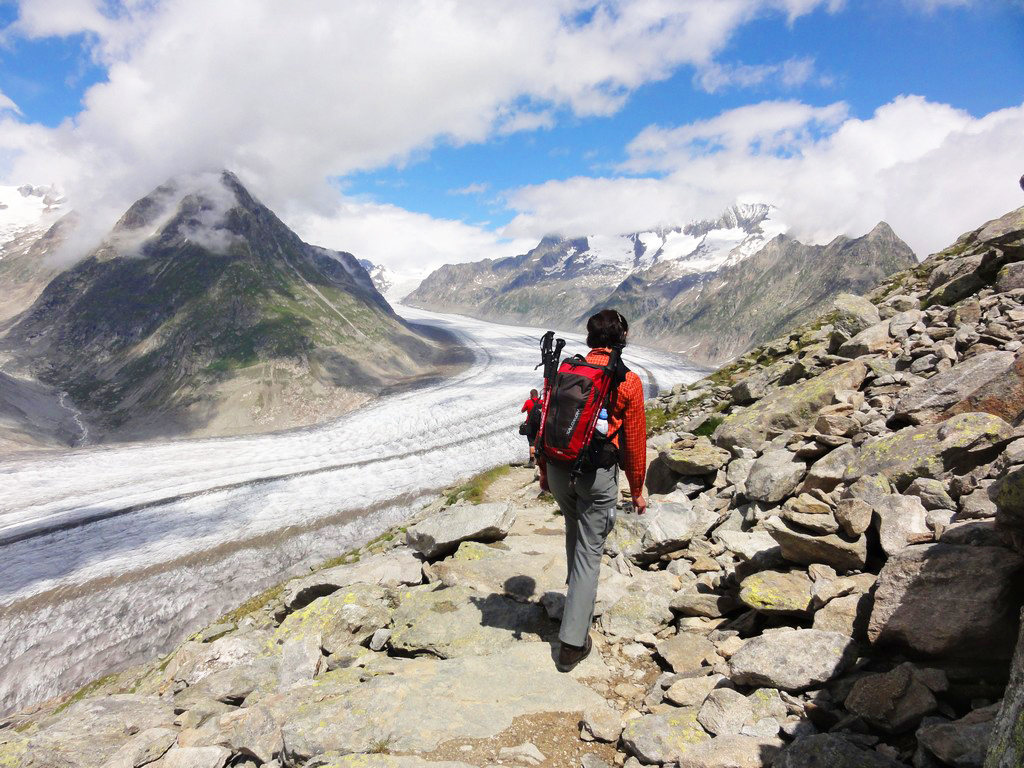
586, 348, 647, 498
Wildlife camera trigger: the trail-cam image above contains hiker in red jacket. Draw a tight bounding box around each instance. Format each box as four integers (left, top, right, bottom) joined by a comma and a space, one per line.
540, 309, 647, 672
521, 388, 542, 468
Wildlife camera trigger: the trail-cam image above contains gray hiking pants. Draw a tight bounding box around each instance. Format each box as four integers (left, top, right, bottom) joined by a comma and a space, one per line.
547, 461, 619, 647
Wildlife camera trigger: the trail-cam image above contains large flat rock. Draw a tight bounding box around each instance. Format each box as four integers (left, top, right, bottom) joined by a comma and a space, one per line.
605, 502, 719, 564
406, 501, 516, 559
271, 644, 608, 762
424, 533, 566, 601
947, 351, 1024, 426
845, 412, 1013, 490
389, 584, 553, 657
20, 695, 175, 768
728, 629, 857, 692
281, 549, 424, 612
893, 351, 1014, 425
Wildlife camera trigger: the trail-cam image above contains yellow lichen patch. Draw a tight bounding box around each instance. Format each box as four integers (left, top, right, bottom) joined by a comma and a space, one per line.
452, 541, 502, 562
0, 733, 28, 768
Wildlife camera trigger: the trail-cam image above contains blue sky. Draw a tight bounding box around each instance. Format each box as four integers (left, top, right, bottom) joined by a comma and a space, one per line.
0, 1, 1023, 270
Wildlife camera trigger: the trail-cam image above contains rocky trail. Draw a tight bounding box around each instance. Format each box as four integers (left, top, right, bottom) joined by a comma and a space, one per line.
4, 205, 1024, 767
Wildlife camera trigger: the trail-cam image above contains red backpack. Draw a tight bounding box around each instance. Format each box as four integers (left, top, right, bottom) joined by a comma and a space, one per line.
536, 332, 626, 472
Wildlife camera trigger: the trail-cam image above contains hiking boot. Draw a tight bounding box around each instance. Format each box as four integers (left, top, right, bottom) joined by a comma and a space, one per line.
556, 635, 592, 672
526, 458, 535, 468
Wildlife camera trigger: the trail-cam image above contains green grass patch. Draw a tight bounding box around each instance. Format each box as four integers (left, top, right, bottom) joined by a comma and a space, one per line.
645, 404, 670, 436
53, 672, 121, 715
445, 465, 512, 506
216, 582, 285, 626
693, 415, 725, 437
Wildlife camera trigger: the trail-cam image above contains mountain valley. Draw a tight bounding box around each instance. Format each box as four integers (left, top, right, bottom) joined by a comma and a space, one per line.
0, 173, 465, 448
407, 205, 917, 365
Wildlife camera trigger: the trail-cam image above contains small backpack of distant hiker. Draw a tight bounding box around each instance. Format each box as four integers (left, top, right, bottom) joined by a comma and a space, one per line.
536, 338, 627, 473
527, 397, 542, 433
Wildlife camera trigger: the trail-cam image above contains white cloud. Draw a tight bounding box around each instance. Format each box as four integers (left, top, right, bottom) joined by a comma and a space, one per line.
695, 56, 825, 93
449, 183, 490, 196
0, 91, 21, 115
0, 0, 1003, 275
504, 96, 1024, 258
0, 0, 843, 244
292, 199, 535, 274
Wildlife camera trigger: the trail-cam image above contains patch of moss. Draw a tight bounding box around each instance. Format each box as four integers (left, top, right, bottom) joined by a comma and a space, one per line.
445, 465, 512, 505
53, 672, 122, 714
216, 582, 285, 626
693, 415, 725, 438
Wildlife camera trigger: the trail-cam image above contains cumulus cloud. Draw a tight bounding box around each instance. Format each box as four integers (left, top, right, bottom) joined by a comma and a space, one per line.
0, 0, 845, 255
504, 96, 1024, 258
0, 0, 1008, 275
292, 199, 535, 273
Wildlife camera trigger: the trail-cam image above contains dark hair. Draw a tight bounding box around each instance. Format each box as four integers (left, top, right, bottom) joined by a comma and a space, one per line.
530, 389, 539, 398
586, 309, 629, 348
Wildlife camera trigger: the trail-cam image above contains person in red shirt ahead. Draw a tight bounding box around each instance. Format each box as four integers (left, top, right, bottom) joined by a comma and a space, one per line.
521, 388, 542, 467
541, 309, 647, 672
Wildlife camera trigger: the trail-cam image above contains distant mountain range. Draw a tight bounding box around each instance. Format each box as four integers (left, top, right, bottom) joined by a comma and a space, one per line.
0, 172, 462, 446
406, 205, 917, 364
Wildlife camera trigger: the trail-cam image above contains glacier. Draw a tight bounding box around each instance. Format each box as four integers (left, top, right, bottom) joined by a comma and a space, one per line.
0, 305, 703, 715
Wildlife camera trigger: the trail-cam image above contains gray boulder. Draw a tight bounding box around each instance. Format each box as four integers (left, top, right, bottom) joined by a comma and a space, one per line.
837, 321, 895, 358
893, 351, 1014, 425
389, 584, 551, 658
281, 549, 423, 612
661, 437, 731, 475
800, 443, 857, 494
765, 515, 868, 573
620, 711, 710, 765
424, 533, 566, 600
745, 450, 807, 503
656, 632, 720, 673
728, 629, 857, 691
833, 293, 881, 337
812, 593, 873, 639
845, 412, 1014, 490
94, 727, 177, 768
406, 501, 516, 559
918, 706, 997, 768
775, 734, 905, 767
873, 494, 931, 556
274, 583, 392, 653
834, 498, 873, 537
905, 477, 957, 511
844, 664, 938, 733
605, 502, 719, 564
20, 695, 174, 768
868, 543, 1023, 657
738, 570, 813, 616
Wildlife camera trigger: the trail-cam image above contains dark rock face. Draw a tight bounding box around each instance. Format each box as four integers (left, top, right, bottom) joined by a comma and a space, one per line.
867, 543, 1023, 657
986, 609, 1024, 767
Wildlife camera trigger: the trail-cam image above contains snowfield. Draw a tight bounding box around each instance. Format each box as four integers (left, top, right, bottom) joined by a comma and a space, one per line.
0, 306, 703, 715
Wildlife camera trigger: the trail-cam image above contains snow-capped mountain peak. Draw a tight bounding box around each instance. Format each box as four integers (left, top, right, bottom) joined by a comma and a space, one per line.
0, 184, 65, 250
529, 202, 786, 280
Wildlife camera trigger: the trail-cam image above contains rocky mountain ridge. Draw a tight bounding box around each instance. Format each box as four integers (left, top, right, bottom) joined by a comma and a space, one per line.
0, 172, 463, 444
4, 204, 1024, 767
406, 208, 916, 366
